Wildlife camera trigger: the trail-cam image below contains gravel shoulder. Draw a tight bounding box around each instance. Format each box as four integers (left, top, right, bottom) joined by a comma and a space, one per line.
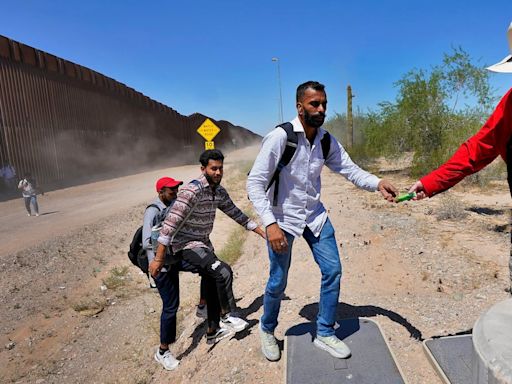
1, 146, 510, 384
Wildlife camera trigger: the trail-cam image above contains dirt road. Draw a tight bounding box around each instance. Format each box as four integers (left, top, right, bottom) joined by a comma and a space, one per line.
1, 145, 510, 384
0, 165, 201, 258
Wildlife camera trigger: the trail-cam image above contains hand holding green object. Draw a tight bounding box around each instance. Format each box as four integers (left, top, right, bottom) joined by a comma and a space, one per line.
395, 192, 416, 203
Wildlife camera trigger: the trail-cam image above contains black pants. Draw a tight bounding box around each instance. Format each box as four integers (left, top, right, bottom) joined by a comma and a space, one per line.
155, 247, 236, 344
180, 247, 237, 317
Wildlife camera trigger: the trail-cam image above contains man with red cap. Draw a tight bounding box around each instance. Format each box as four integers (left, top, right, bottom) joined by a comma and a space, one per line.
144, 176, 186, 371
409, 22, 512, 293
144, 177, 184, 274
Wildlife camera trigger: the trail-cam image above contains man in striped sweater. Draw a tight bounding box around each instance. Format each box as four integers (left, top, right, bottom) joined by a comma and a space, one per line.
149, 149, 265, 365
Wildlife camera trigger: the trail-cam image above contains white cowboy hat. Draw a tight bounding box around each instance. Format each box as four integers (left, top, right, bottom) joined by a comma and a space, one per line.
487, 22, 512, 73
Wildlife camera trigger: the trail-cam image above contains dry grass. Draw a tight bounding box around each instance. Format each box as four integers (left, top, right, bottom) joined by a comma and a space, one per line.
72, 298, 106, 316
103, 265, 130, 289
218, 226, 247, 265
435, 193, 468, 221
216, 161, 259, 265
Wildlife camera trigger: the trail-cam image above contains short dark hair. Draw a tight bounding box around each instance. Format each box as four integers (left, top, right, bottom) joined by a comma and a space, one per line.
296, 81, 325, 102
199, 149, 224, 166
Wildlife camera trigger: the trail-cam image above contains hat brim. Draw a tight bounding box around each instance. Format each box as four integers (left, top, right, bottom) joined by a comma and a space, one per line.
165, 181, 183, 188
487, 54, 512, 73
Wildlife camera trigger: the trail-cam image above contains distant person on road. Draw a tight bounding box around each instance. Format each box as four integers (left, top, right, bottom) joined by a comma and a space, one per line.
1, 162, 16, 191
18, 172, 40, 217
247, 81, 398, 361
149, 149, 266, 371
409, 21, 512, 293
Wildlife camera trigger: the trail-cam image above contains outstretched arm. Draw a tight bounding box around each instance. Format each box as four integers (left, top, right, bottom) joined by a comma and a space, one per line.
378, 179, 399, 202
217, 187, 261, 233
414, 89, 512, 198
253, 226, 266, 239
325, 136, 397, 201
149, 243, 166, 277
408, 181, 427, 200
266, 223, 288, 253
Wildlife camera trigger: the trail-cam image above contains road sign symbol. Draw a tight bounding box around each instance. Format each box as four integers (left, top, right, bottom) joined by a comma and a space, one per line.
205, 141, 215, 150
197, 118, 221, 142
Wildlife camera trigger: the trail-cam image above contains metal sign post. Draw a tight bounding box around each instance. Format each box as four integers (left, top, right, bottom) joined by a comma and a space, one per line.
197, 118, 221, 149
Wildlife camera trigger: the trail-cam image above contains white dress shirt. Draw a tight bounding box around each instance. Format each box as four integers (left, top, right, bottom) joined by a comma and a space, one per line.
247, 116, 381, 238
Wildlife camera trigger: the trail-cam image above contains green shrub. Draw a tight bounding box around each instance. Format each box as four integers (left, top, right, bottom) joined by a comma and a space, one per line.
103, 265, 130, 290
325, 47, 497, 180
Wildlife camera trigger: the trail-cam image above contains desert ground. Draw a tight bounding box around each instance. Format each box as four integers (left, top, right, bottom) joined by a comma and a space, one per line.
1, 145, 510, 384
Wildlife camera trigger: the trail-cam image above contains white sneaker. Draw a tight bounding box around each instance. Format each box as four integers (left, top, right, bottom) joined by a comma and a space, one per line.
154, 348, 180, 370
220, 314, 248, 332
27, 213, 31, 216
206, 327, 234, 345
196, 304, 207, 319
259, 323, 280, 361
148, 274, 157, 289
314, 335, 351, 359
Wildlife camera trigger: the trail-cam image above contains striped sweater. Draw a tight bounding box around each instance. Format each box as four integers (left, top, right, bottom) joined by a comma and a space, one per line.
158, 174, 257, 253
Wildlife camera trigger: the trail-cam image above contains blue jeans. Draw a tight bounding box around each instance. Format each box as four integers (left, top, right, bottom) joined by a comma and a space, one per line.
261, 218, 341, 337
23, 195, 38, 215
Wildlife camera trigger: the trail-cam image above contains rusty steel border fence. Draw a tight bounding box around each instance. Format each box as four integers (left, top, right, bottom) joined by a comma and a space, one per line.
0, 35, 260, 192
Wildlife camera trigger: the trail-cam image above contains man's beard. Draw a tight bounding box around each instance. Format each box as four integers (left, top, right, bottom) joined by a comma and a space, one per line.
205, 172, 221, 186
304, 110, 325, 128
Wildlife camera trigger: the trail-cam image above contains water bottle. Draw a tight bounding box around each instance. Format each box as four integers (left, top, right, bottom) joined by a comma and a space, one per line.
150, 224, 162, 252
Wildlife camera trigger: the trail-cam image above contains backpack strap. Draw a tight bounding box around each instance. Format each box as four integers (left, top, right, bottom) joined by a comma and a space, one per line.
266, 124, 331, 206
266, 122, 298, 206
190, 179, 202, 188
167, 179, 203, 243
145, 203, 162, 227
146, 203, 161, 211
320, 131, 331, 161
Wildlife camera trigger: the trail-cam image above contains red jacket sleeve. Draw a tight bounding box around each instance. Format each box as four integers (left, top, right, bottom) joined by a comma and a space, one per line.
420, 88, 512, 197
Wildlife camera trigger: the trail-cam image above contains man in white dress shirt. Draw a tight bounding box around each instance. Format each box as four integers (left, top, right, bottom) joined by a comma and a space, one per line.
247, 81, 397, 361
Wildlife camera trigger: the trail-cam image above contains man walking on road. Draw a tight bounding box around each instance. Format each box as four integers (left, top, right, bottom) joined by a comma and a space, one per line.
247, 81, 398, 361
18, 172, 40, 217
149, 149, 266, 369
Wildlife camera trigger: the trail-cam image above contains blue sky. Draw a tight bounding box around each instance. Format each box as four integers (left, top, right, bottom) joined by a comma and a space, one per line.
2, 1, 512, 136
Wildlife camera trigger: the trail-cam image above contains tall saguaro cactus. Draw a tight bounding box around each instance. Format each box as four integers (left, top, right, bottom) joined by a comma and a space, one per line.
346, 85, 354, 148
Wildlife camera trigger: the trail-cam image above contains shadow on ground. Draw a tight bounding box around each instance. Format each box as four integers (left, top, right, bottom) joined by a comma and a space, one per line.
177, 294, 265, 359
467, 206, 505, 216
299, 301, 423, 341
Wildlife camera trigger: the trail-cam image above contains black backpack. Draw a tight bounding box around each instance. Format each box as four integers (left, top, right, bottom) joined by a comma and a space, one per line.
265, 122, 331, 206
127, 180, 201, 273
127, 204, 161, 274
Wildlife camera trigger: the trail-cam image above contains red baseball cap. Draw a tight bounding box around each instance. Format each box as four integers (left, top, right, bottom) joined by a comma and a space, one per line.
156, 177, 183, 192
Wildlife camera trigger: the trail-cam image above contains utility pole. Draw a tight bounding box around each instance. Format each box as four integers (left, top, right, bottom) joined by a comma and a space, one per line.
347, 85, 354, 148
271, 57, 284, 123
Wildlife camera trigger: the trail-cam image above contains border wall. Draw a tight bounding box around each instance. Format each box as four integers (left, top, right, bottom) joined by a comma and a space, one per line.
0, 35, 260, 191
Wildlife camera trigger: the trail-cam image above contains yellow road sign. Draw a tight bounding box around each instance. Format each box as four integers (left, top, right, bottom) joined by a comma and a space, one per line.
205, 141, 215, 150
197, 118, 221, 142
